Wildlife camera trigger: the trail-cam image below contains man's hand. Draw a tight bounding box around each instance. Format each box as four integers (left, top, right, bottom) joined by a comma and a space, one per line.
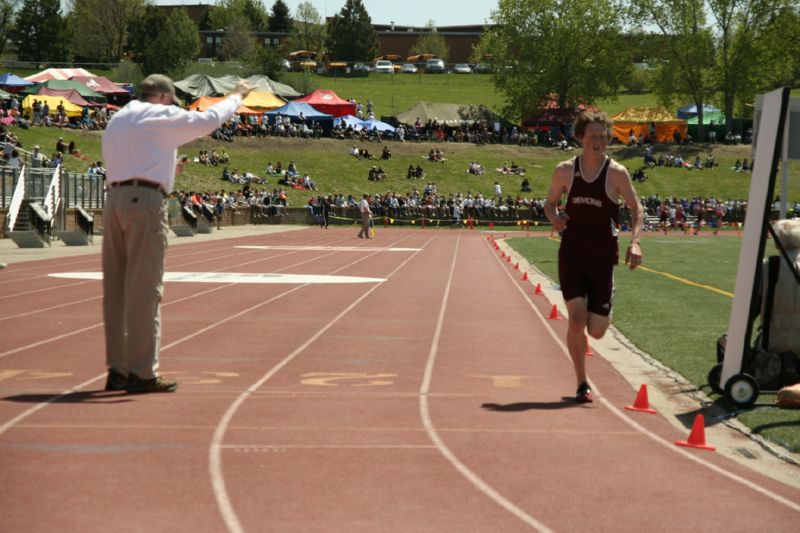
551, 213, 569, 233
625, 241, 642, 270
231, 81, 253, 99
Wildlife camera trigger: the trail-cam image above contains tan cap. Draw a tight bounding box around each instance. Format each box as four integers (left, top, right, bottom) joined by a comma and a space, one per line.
138, 74, 180, 105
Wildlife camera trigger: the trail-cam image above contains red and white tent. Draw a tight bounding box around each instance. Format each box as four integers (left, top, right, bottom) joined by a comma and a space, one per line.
294, 89, 355, 117
25, 68, 95, 83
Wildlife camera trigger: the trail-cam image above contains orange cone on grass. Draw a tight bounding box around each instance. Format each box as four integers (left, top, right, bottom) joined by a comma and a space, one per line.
514, 262, 520, 270
547, 305, 562, 320
521, 271, 529, 281
534, 283, 543, 295
625, 384, 656, 414
675, 414, 715, 451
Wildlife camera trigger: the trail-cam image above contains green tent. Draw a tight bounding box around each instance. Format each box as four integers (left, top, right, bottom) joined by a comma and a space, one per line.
687, 111, 726, 125
20, 79, 106, 104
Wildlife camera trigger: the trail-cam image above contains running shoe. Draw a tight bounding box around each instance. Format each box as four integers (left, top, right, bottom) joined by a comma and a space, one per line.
126, 374, 178, 394
576, 382, 594, 403
104, 368, 128, 391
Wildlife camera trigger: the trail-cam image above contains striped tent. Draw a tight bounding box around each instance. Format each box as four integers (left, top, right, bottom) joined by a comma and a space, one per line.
25, 68, 95, 83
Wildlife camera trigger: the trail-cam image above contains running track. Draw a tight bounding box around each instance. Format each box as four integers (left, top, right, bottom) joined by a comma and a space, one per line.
0, 227, 797, 532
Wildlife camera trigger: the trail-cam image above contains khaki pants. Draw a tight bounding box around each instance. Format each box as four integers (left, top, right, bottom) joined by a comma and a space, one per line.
359, 212, 371, 238
102, 186, 168, 379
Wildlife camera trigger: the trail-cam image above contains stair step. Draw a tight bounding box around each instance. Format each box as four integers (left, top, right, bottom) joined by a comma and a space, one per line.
171, 225, 196, 237
8, 231, 46, 248
55, 230, 90, 246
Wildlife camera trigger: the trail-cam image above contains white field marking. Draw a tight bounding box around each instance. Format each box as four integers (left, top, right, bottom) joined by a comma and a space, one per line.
0, 280, 97, 300
236, 245, 421, 252
49, 272, 386, 284
0, 234, 395, 435
0, 238, 364, 358
490, 240, 800, 514
0, 295, 101, 322
221, 444, 436, 450
419, 234, 553, 532
0, 375, 101, 436
209, 236, 435, 533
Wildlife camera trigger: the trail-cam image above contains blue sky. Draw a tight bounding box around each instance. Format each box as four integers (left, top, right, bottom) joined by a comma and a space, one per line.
140, 0, 497, 27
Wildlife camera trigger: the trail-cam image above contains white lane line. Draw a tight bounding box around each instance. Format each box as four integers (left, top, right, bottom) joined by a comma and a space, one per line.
221, 444, 436, 450
236, 245, 421, 252
209, 236, 434, 533
0, 296, 101, 322
49, 272, 386, 284
491, 240, 800, 513
419, 234, 553, 532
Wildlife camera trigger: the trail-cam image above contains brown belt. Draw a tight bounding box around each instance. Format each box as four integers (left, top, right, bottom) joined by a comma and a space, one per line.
110, 179, 167, 197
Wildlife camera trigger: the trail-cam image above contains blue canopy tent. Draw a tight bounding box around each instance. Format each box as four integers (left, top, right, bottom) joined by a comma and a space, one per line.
334, 114, 367, 129
677, 103, 721, 119
266, 101, 334, 134
0, 73, 35, 91
362, 117, 396, 133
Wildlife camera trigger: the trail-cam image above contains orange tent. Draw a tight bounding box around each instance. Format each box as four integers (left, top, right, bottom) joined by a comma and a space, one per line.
611, 107, 687, 144
188, 96, 259, 115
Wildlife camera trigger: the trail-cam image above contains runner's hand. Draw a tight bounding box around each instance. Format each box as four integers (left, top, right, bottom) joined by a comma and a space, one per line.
551, 213, 569, 232
625, 241, 642, 270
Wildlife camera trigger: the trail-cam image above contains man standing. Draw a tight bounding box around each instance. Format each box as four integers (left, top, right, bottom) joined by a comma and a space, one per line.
101, 74, 252, 393
358, 193, 372, 239
544, 111, 643, 403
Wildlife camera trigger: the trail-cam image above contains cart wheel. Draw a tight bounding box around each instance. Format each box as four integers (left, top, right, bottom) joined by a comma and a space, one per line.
707, 363, 724, 395
724, 373, 759, 409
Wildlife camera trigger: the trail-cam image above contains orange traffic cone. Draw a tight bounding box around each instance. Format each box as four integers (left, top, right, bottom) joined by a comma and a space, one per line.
534, 283, 543, 295
506, 254, 512, 263
675, 414, 715, 451
625, 384, 656, 414
547, 304, 562, 320
514, 262, 520, 270
584, 335, 594, 357
501, 251, 506, 259
521, 271, 529, 281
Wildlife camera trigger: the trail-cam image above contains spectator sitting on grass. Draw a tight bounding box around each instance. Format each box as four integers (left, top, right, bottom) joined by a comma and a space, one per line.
381, 146, 392, 160
303, 174, 317, 190
467, 161, 485, 175
521, 177, 532, 192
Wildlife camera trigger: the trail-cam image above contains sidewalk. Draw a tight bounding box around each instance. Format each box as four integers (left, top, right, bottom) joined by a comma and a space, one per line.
0, 224, 308, 266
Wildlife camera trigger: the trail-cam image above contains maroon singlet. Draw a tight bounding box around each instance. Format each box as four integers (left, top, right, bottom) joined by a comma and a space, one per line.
561, 156, 620, 264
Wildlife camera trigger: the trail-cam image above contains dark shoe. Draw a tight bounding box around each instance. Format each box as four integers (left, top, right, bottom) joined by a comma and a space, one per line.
105, 368, 128, 391
576, 382, 594, 403
126, 373, 178, 394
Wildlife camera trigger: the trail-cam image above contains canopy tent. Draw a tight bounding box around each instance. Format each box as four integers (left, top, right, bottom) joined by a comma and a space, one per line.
34, 88, 95, 108
0, 87, 13, 99
0, 72, 34, 89
187, 96, 260, 115
334, 114, 367, 129
70, 75, 129, 96
687, 110, 726, 125
294, 89, 355, 117
611, 107, 687, 144
21, 94, 83, 118
21, 79, 106, 103
265, 101, 333, 122
241, 90, 285, 111
677, 103, 721, 120
174, 74, 300, 100
361, 117, 396, 133
25, 67, 94, 82
396, 101, 506, 126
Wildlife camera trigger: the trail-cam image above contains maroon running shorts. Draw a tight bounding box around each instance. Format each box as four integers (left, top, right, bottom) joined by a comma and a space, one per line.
557, 247, 616, 316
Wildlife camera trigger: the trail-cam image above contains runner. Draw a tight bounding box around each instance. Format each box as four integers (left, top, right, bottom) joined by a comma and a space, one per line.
544, 111, 643, 403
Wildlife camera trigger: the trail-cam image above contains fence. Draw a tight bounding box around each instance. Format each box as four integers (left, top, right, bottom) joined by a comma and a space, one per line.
1, 167, 105, 211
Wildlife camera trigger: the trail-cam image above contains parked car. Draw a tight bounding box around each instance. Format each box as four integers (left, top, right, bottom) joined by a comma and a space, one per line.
425, 58, 446, 73
374, 60, 394, 73
453, 63, 472, 74
400, 63, 418, 74
473, 62, 494, 73
197, 57, 215, 66
352, 62, 371, 74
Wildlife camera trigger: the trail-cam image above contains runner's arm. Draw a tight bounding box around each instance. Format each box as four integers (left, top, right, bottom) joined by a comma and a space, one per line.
544, 163, 570, 232
611, 164, 643, 269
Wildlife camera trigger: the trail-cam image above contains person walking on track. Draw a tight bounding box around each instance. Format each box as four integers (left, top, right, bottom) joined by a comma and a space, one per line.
358, 193, 372, 239
101, 74, 252, 393
544, 111, 643, 403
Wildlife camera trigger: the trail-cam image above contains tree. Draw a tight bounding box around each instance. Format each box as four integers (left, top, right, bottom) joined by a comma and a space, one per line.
127, 5, 199, 76
707, 0, 795, 126
409, 21, 450, 61
67, 0, 144, 63
209, 0, 269, 32
286, 1, 325, 54
11, 0, 69, 62
0, 0, 15, 59
268, 0, 291, 33
220, 15, 255, 61
482, 0, 632, 121
631, 0, 716, 140
325, 0, 378, 61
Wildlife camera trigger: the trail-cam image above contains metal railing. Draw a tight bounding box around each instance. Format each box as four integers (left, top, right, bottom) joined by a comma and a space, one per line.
5, 165, 26, 231
28, 202, 52, 245
43, 165, 62, 227
2, 168, 105, 210
75, 207, 94, 243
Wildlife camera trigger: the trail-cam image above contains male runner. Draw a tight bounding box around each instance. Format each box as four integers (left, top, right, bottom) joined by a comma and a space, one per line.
544, 111, 643, 402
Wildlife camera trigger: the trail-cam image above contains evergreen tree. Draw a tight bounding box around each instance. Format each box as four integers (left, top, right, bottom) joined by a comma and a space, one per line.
11, 0, 70, 62
325, 0, 378, 61
269, 0, 291, 33
0, 0, 15, 59
127, 5, 199, 76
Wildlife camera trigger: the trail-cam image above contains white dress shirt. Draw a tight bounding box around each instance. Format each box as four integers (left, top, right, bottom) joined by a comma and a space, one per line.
102, 95, 242, 193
